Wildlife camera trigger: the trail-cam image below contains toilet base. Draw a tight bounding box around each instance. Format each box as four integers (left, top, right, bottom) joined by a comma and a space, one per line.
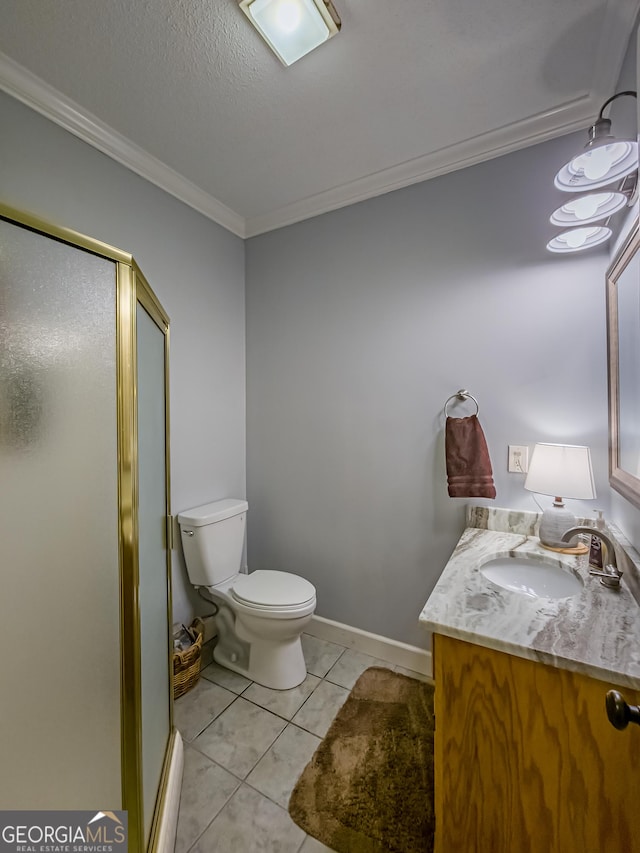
214, 635, 307, 691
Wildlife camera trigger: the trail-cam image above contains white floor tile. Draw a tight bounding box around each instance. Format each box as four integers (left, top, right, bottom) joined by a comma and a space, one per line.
174, 678, 236, 742
243, 673, 320, 720
201, 660, 252, 694
174, 746, 240, 853
301, 634, 345, 678
291, 680, 349, 738
324, 648, 391, 690
246, 723, 321, 808
191, 784, 305, 853
192, 696, 286, 778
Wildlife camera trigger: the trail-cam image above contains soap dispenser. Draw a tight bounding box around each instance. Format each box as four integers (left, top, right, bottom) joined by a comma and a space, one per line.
589, 510, 605, 570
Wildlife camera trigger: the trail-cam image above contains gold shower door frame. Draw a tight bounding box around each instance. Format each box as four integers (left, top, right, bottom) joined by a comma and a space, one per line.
0, 203, 174, 853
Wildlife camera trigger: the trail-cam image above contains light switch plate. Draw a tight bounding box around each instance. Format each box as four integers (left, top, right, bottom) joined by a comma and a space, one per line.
508, 445, 529, 473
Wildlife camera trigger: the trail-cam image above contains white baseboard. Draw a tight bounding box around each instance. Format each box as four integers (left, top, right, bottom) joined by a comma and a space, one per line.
307, 615, 432, 678
151, 730, 183, 853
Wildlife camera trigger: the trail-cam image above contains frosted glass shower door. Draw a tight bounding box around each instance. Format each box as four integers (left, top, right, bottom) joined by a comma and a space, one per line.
1, 204, 175, 850
136, 298, 171, 846
0, 217, 121, 808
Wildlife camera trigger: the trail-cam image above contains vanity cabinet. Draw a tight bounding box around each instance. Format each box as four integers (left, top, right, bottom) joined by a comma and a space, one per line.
433, 634, 640, 853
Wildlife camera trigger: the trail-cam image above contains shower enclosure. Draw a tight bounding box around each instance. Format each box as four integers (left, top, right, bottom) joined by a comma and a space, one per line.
0, 203, 177, 853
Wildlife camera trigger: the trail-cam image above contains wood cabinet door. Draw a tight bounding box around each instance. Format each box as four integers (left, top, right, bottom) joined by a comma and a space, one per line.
434, 634, 640, 853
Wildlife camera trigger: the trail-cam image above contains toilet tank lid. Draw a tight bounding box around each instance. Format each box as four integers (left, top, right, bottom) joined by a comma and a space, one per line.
178, 498, 248, 527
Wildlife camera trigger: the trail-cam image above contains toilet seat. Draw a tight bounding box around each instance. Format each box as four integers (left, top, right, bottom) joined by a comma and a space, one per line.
232, 570, 315, 611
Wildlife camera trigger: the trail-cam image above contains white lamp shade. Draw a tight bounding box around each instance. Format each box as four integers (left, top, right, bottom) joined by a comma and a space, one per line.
524, 443, 596, 500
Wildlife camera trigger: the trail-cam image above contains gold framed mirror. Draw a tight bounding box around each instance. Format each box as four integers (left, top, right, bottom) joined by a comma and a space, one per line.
607, 216, 640, 509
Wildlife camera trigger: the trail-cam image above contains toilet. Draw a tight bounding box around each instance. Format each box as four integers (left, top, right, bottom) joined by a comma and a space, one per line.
178, 498, 316, 690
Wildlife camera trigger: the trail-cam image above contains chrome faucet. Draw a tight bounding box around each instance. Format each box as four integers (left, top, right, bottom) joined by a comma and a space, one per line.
561, 526, 623, 589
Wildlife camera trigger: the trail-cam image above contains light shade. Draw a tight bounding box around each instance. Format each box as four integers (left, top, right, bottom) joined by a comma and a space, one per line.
549, 192, 627, 227
555, 118, 638, 192
546, 225, 612, 254
524, 444, 596, 500
524, 443, 596, 549
239, 0, 340, 66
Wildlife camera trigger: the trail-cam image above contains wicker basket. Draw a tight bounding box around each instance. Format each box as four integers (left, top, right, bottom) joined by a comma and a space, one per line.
173, 629, 203, 699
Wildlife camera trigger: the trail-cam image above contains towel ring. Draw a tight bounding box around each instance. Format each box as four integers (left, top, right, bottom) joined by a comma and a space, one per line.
444, 389, 479, 418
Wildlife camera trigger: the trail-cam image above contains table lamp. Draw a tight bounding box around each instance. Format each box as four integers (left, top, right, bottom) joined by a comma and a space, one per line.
524, 443, 596, 551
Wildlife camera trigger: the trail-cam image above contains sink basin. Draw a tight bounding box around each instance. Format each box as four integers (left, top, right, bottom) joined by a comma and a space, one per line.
480, 557, 583, 599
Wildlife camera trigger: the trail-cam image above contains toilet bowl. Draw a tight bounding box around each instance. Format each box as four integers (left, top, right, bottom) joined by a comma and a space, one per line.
178, 499, 316, 690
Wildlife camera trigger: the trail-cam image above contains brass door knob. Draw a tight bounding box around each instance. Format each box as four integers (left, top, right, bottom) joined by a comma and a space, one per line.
606, 690, 640, 730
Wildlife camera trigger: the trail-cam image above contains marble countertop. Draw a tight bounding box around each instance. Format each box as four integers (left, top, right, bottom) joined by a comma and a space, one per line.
419, 507, 640, 689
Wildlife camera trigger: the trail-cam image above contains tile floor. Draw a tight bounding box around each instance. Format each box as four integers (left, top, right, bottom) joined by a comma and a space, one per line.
174, 633, 430, 853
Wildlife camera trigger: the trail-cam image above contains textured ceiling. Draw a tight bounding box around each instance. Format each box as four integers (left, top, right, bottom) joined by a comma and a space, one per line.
0, 0, 638, 236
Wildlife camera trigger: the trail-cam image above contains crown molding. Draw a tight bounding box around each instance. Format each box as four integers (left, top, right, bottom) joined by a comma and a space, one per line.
1, 0, 637, 241
0, 52, 246, 238
245, 0, 640, 235
245, 95, 599, 237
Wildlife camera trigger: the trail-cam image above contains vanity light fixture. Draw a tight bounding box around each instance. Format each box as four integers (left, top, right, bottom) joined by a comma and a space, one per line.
524, 443, 596, 551
554, 91, 638, 192
546, 225, 613, 254
547, 91, 638, 254
549, 192, 627, 228
238, 0, 341, 66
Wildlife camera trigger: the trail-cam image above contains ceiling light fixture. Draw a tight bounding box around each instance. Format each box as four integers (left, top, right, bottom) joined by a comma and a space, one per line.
549, 192, 627, 227
239, 0, 341, 66
554, 91, 638, 192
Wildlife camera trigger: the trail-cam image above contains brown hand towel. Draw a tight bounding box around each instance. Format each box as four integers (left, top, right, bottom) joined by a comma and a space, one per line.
446, 414, 496, 499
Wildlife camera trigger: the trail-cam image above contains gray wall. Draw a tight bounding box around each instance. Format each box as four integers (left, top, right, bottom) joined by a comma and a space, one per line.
246, 133, 614, 648
0, 90, 246, 624
4, 41, 640, 649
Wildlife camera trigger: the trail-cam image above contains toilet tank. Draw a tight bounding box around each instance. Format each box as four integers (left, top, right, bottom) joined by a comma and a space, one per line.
178, 499, 248, 587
